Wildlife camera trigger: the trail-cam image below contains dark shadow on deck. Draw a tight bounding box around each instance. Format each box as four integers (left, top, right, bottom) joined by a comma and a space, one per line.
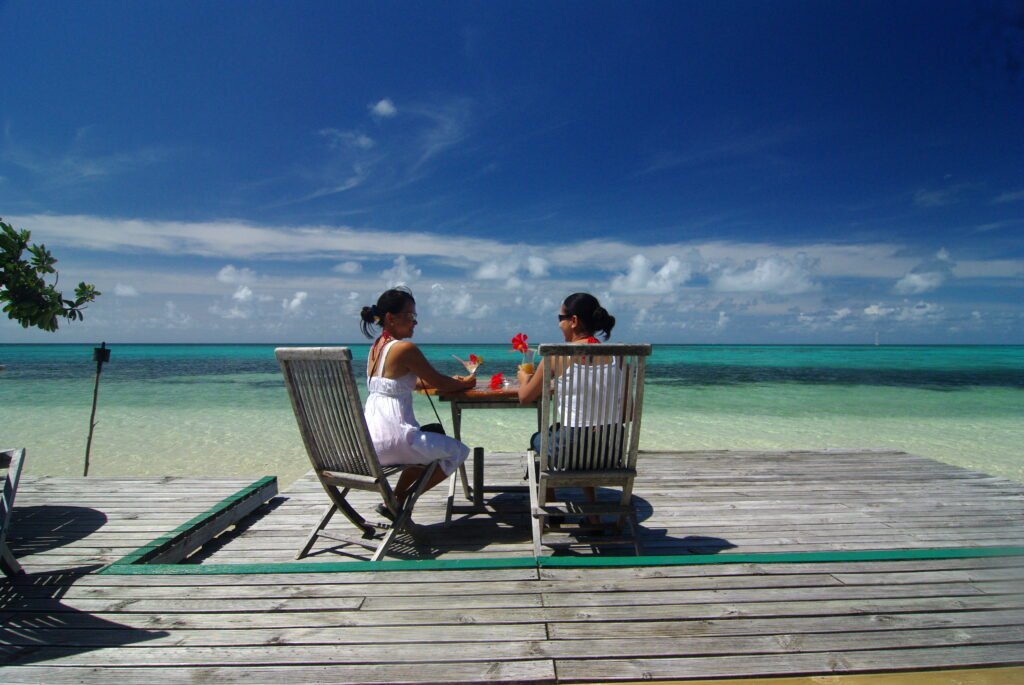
0, 566, 169, 665
8, 506, 108, 558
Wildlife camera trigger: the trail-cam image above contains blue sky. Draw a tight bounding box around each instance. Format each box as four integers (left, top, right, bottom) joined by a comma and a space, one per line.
2, 1, 1022, 344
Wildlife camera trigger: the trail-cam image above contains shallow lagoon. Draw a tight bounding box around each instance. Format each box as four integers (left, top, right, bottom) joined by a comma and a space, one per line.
2, 344, 1022, 487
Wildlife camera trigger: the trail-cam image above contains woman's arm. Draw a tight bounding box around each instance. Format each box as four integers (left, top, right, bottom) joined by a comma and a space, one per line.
391, 342, 475, 392
516, 365, 544, 404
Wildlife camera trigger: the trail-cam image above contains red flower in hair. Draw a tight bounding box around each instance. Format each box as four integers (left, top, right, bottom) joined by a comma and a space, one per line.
488, 372, 505, 390
511, 332, 529, 353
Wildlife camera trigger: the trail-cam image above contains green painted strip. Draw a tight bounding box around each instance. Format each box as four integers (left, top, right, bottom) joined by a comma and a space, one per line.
104, 476, 277, 568
100, 545, 1024, 576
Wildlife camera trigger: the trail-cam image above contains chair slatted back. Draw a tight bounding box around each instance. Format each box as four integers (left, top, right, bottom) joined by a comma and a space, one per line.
1, 448, 25, 554
276, 348, 384, 480
537, 344, 651, 473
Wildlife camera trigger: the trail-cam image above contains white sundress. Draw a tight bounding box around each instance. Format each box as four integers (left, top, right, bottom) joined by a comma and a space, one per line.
363, 340, 469, 476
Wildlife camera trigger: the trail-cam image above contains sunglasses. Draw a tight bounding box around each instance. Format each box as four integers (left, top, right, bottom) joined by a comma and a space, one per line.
558, 314, 571, 322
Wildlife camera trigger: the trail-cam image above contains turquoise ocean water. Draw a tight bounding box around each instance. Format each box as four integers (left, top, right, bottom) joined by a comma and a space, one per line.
2, 344, 1022, 487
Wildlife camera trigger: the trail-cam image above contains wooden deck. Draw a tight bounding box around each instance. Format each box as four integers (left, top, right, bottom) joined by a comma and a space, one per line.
205, 449, 1024, 562
2, 450, 1023, 683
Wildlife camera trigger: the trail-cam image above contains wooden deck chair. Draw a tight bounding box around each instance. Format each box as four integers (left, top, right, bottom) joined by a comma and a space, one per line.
276, 347, 441, 561
1, 448, 26, 576
526, 344, 652, 556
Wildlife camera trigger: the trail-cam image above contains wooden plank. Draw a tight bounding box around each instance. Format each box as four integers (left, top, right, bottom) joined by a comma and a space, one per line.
555, 644, 1024, 681
0, 622, 547, 648
12, 625, 1024, 667
0, 660, 557, 684
548, 609, 1024, 640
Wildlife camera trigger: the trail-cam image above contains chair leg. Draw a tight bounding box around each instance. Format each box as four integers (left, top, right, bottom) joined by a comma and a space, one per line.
526, 451, 544, 557
630, 511, 642, 556
458, 462, 472, 500
1, 545, 23, 577
444, 465, 459, 522
325, 485, 376, 538
371, 462, 439, 561
297, 503, 338, 560
371, 525, 401, 562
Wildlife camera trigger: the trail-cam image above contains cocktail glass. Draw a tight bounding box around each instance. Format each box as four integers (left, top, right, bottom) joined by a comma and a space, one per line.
518, 348, 538, 375
452, 354, 483, 376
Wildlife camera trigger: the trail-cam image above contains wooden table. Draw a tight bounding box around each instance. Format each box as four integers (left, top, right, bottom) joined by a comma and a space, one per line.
428, 383, 538, 518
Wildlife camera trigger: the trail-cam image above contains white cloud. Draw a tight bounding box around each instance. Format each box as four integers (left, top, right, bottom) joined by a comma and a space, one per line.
381, 255, 421, 287
411, 99, 473, 168
16, 214, 976, 282
611, 254, 695, 295
428, 283, 491, 319
712, 254, 817, 295
992, 189, 1024, 204
864, 303, 898, 318
829, 307, 852, 322
716, 311, 729, 329
894, 248, 954, 295
474, 255, 549, 283
370, 98, 397, 118
475, 258, 519, 280
283, 291, 308, 314
319, 128, 375, 150
217, 265, 257, 284
526, 256, 549, 278
914, 189, 954, 207
894, 271, 945, 295
333, 261, 362, 274
114, 283, 138, 297
232, 286, 253, 302
864, 301, 945, 324
210, 303, 249, 320
163, 301, 192, 328
895, 301, 944, 323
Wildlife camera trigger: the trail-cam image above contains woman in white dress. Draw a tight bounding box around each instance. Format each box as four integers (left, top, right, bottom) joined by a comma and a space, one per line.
360, 288, 476, 511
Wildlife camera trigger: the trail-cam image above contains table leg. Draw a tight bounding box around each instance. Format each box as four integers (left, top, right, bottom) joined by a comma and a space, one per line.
472, 446, 484, 508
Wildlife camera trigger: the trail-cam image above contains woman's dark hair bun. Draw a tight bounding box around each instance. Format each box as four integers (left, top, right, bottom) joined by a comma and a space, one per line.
562, 292, 615, 340
359, 288, 416, 339
593, 306, 615, 335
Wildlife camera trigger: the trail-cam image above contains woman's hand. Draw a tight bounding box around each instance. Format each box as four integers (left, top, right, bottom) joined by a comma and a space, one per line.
517, 367, 540, 404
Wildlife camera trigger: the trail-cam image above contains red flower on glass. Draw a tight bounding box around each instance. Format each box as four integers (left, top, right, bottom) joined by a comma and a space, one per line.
488, 372, 504, 390
469, 353, 483, 365
511, 333, 529, 354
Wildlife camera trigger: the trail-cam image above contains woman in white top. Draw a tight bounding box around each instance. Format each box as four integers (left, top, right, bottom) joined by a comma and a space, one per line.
361, 288, 475, 510
516, 293, 617, 513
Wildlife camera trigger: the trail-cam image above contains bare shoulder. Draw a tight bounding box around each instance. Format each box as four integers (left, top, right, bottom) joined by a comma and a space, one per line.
389, 340, 422, 361
390, 340, 417, 354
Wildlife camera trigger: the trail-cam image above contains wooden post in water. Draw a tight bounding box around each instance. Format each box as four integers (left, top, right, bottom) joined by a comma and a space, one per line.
83, 342, 111, 477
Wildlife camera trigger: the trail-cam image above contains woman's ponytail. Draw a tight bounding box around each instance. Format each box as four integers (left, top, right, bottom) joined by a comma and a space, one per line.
562, 292, 615, 341
591, 305, 615, 341
359, 289, 415, 339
